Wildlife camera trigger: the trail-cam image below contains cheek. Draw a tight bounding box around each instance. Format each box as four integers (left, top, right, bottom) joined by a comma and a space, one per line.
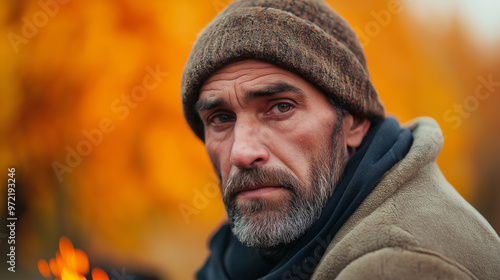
265, 128, 317, 182
294, 129, 318, 150
287, 121, 329, 154
275, 114, 337, 173
206, 140, 231, 181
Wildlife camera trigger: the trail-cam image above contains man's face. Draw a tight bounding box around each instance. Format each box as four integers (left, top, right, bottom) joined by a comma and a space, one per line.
196, 60, 350, 248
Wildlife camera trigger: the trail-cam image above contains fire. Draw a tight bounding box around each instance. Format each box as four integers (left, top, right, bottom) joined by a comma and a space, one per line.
38, 237, 109, 280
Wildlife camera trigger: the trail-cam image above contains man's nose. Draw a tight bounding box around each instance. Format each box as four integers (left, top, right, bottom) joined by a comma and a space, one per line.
230, 120, 269, 169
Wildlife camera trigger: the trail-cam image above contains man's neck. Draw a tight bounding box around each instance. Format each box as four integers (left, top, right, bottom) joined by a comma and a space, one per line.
255, 240, 298, 262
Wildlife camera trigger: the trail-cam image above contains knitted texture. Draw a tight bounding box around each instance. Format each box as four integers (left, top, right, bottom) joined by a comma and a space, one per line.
181, 0, 385, 141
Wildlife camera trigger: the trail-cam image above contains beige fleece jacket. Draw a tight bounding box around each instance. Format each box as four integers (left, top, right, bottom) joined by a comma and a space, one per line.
311, 117, 500, 279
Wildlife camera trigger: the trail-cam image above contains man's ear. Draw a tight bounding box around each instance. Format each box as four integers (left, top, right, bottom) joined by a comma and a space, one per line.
344, 115, 370, 149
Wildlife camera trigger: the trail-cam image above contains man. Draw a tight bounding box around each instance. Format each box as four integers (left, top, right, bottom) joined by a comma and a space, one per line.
181, 0, 500, 279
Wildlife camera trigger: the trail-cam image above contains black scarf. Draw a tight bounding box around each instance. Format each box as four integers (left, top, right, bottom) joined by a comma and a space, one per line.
197, 117, 413, 280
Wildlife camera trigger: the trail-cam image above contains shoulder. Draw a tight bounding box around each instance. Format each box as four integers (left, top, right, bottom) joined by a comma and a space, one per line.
312, 118, 500, 279
312, 191, 500, 279
333, 247, 476, 280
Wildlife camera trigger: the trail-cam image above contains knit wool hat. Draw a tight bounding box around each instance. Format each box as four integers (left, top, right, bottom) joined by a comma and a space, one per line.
181, 0, 385, 141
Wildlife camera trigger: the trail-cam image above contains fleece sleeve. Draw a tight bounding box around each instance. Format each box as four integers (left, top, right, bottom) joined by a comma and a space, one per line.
335, 247, 477, 280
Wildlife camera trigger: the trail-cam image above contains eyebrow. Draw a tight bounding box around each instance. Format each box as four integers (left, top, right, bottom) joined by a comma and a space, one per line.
195, 98, 227, 112
195, 82, 304, 112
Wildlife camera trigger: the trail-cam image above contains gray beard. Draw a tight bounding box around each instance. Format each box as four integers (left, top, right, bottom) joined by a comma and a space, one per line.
221, 124, 347, 252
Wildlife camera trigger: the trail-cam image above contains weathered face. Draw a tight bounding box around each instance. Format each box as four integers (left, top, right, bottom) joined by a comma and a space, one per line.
196, 60, 358, 248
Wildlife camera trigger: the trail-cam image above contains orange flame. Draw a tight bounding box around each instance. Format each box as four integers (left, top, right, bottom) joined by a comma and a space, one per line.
39, 236, 109, 280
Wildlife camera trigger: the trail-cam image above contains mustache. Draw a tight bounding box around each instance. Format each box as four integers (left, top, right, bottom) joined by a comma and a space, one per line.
222, 167, 303, 202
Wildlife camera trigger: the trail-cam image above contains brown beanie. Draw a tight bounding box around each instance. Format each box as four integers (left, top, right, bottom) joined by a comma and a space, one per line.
181, 0, 385, 141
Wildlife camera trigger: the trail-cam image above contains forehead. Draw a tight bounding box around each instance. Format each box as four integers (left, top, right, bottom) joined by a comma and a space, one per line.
199, 60, 305, 98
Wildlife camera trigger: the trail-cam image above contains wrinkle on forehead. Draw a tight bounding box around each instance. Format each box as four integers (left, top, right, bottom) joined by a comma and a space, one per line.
201, 60, 295, 92
200, 63, 300, 106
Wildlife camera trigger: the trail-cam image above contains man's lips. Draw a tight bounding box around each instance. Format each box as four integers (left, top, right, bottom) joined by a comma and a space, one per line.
236, 185, 283, 199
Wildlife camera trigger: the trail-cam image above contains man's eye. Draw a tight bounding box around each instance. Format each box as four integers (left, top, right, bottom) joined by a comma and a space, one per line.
272, 103, 293, 113
210, 114, 234, 125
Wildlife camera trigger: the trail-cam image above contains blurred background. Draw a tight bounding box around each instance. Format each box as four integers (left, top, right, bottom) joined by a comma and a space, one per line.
0, 0, 499, 279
